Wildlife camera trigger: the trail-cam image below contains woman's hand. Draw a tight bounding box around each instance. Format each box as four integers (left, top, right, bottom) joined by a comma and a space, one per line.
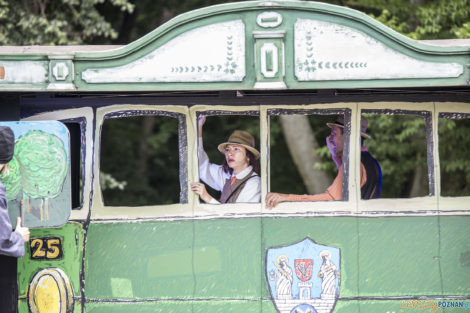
15, 217, 30, 242
265, 192, 289, 209
191, 182, 212, 203
197, 116, 206, 137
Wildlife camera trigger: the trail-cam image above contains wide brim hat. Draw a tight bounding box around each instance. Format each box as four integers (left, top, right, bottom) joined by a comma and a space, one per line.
326, 115, 371, 139
0, 126, 15, 163
217, 130, 260, 160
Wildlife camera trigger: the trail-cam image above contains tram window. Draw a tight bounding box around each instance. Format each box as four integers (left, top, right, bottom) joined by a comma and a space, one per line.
63, 121, 83, 210
268, 110, 349, 201
100, 114, 181, 206
196, 113, 260, 203
362, 111, 432, 198
438, 113, 470, 197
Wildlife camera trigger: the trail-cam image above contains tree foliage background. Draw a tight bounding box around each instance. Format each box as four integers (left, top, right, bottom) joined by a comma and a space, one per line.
1, 0, 469, 45
2, 0, 469, 204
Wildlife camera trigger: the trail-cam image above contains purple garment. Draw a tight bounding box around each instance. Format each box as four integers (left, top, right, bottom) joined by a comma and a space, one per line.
0, 183, 24, 258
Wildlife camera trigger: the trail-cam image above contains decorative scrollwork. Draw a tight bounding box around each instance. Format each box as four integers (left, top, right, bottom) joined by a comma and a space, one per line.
170, 35, 238, 75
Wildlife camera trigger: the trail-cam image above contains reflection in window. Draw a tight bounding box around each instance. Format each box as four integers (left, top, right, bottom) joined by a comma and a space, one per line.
362, 112, 431, 198
439, 114, 470, 197
269, 111, 347, 199
100, 114, 180, 206
197, 113, 260, 203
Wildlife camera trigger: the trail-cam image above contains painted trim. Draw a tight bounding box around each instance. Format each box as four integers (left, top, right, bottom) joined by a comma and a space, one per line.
0, 1, 468, 91
91, 105, 193, 220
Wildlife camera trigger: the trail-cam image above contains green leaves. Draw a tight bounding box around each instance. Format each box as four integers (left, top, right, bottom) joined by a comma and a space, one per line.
0, 0, 133, 45
364, 114, 429, 198
362, 0, 470, 40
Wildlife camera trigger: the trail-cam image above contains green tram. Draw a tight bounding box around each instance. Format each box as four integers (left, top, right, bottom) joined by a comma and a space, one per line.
0, 1, 469, 313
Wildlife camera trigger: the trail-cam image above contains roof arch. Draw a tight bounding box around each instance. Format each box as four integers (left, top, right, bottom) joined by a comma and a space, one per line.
0, 0, 469, 91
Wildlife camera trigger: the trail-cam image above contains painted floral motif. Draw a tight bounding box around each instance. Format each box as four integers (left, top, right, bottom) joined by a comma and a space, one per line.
170, 35, 238, 74
82, 20, 245, 83
298, 30, 367, 74
294, 19, 462, 81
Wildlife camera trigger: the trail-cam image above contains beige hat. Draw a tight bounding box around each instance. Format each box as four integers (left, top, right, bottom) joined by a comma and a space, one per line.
326, 115, 371, 139
218, 130, 260, 159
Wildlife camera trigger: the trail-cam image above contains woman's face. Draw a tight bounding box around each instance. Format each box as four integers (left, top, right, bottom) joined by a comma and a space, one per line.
224, 144, 249, 174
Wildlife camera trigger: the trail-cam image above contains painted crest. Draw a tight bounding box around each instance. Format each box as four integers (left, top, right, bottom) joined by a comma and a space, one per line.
266, 238, 340, 313
295, 259, 313, 282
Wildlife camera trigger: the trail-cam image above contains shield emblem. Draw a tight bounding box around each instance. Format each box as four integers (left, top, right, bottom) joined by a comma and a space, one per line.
295, 259, 313, 282
266, 238, 340, 313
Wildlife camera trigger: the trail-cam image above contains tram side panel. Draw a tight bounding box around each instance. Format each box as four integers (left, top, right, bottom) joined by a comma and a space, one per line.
18, 222, 84, 313
82, 215, 456, 313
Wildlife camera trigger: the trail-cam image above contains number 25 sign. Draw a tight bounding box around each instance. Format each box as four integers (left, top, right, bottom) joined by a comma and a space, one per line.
29, 237, 63, 260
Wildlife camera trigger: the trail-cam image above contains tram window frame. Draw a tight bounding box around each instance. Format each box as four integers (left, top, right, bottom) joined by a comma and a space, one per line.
361, 109, 435, 198
194, 109, 261, 209
97, 108, 188, 210
433, 103, 470, 213
438, 112, 470, 198
61, 117, 86, 210
267, 108, 352, 203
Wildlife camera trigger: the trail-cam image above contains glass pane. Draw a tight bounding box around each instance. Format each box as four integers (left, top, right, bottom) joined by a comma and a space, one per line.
100, 115, 180, 206
269, 112, 343, 198
197, 114, 260, 203
362, 113, 429, 198
439, 115, 470, 197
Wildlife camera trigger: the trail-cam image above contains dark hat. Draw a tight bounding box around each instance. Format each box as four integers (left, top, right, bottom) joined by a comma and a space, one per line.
218, 130, 260, 159
326, 115, 371, 139
0, 126, 15, 163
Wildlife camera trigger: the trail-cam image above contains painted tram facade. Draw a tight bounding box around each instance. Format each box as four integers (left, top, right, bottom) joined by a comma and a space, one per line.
0, 1, 469, 313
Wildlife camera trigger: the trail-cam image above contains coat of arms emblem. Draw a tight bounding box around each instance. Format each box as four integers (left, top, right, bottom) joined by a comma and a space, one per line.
266, 238, 340, 313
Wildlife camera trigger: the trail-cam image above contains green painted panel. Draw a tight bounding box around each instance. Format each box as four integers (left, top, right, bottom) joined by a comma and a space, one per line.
358, 217, 441, 296
84, 216, 469, 306
85, 220, 195, 299
262, 217, 359, 298
86, 219, 263, 300
85, 300, 264, 313
439, 216, 470, 295
193, 218, 262, 299
17, 221, 83, 305
85, 301, 193, 313
84, 299, 365, 313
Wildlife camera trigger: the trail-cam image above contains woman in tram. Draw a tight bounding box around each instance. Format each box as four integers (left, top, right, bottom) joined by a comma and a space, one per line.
191, 116, 261, 204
